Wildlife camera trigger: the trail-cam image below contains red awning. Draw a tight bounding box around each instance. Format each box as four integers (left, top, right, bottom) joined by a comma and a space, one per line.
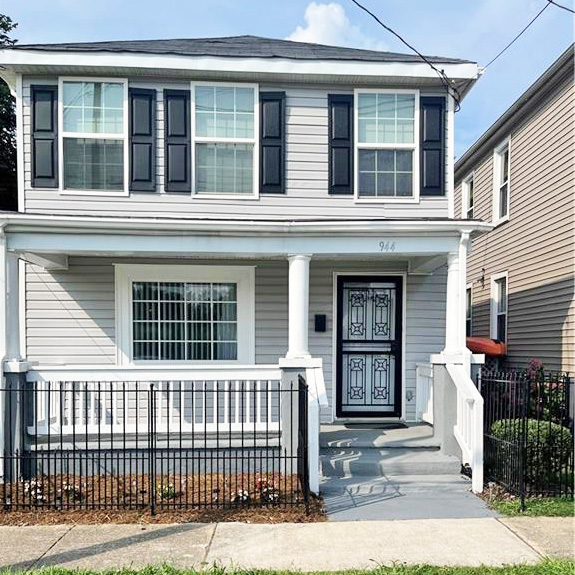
466, 337, 507, 357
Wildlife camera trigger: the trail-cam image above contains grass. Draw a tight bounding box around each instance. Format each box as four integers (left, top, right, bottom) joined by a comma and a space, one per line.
2, 561, 574, 575
488, 497, 574, 517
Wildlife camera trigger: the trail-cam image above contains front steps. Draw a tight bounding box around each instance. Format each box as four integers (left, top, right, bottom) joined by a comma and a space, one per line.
319, 423, 495, 520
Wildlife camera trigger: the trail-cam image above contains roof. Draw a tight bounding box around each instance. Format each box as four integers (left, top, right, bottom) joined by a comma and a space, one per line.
455, 43, 574, 180
10, 35, 473, 65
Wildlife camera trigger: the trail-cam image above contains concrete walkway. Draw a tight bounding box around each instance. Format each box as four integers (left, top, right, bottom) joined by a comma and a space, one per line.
0, 517, 572, 571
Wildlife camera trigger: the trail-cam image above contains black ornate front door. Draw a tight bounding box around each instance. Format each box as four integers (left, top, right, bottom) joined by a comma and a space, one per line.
336, 276, 403, 418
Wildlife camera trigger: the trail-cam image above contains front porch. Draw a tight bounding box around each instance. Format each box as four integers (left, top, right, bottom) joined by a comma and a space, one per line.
0, 215, 489, 502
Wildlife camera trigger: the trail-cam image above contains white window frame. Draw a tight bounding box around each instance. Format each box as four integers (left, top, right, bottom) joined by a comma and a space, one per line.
353, 88, 420, 204
58, 76, 129, 197
466, 282, 473, 337
114, 264, 256, 366
490, 271, 508, 341
190, 81, 259, 199
492, 138, 511, 225
461, 172, 475, 219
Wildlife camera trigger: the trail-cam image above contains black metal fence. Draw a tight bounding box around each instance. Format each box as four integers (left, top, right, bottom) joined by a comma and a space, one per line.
480, 368, 574, 500
1, 375, 310, 513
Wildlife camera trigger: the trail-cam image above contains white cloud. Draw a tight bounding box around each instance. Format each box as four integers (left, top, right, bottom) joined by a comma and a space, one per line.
286, 2, 388, 50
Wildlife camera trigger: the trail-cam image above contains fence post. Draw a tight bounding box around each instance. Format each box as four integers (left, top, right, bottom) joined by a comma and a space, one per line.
297, 375, 309, 512
148, 383, 157, 515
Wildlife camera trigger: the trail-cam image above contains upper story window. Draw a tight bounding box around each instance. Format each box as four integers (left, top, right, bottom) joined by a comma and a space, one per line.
490, 273, 508, 342
192, 84, 258, 196
355, 90, 418, 201
493, 139, 510, 223
462, 173, 474, 219
60, 79, 128, 194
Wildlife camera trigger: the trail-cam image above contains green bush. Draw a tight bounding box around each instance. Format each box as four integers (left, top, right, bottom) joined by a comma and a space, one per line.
490, 418, 573, 489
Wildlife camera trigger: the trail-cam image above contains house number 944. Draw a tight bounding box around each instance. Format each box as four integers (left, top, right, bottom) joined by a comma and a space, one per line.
379, 241, 396, 252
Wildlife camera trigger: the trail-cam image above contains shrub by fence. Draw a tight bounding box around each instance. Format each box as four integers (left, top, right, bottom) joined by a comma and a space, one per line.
480, 368, 573, 501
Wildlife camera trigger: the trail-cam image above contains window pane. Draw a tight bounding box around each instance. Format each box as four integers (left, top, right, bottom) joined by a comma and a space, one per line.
376, 173, 394, 196
195, 143, 253, 194
196, 86, 215, 112
497, 279, 507, 313
214, 342, 237, 360
357, 92, 415, 144
378, 119, 396, 144
377, 94, 395, 118
358, 94, 377, 118
395, 173, 412, 196
358, 149, 376, 172
396, 119, 414, 144
396, 95, 415, 119
358, 150, 413, 198
63, 81, 124, 134
499, 183, 508, 218
377, 150, 395, 172
358, 119, 377, 143
395, 150, 412, 172
358, 172, 376, 196
63, 138, 124, 191
236, 88, 254, 113
214, 322, 237, 341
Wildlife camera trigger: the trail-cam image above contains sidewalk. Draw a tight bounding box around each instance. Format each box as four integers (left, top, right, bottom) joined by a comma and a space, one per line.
0, 517, 572, 572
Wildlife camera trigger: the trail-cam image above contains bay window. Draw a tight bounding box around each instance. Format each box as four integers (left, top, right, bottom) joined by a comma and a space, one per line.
355, 90, 418, 200
60, 79, 127, 193
193, 84, 257, 196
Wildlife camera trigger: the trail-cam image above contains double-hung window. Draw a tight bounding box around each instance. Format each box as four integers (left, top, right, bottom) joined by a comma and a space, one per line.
466, 285, 473, 337
355, 90, 418, 200
116, 265, 255, 365
193, 84, 258, 196
463, 174, 474, 219
493, 140, 510, 222
60, 79, 127, 193
490, 273, 508, 342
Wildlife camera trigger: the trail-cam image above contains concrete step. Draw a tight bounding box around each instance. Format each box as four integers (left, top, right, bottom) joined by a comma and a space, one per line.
320, 447, 461, 478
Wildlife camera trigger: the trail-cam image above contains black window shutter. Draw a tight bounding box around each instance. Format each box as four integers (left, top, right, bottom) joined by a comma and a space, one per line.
164, 89, 191, 193
259, 91, 285, 194
420, 96, 446, 197
31, 85, 58, 188
328, 94, 353, 195
129, 88, 156, 192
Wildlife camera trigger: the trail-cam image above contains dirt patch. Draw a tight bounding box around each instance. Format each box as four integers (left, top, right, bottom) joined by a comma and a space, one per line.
0, 472, 325, 524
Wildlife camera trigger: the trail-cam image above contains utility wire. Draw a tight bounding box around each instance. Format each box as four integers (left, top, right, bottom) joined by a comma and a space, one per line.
546, 0, 575, 15
347, 0, 463, 111
484, 2, 551, 68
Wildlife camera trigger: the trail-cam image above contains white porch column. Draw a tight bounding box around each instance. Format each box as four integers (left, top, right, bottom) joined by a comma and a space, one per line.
444, 251, 461, 355
5, 251, 21, 361
286, 254, 311, 359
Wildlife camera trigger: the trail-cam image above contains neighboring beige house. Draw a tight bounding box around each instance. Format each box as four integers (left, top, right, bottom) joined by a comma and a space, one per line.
455, 44, 574, 374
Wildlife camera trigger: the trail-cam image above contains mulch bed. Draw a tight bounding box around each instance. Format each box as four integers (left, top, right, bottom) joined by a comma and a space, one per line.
0, 472, 325, 525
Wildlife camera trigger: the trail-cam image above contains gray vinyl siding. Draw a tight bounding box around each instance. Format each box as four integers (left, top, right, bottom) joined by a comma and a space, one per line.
454, 78, 574, 373
25, 257, 447, 422
21, 77, 449, 219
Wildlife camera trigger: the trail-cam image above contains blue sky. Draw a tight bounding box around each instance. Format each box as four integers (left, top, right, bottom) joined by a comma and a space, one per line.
2, 0, 573, 156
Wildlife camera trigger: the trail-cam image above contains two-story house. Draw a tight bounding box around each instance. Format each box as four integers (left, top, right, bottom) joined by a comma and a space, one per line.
455, 44, 574, 375
0, 36, 489, 497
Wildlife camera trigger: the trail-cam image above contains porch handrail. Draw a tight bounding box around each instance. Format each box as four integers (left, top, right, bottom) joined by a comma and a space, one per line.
446, 363, 484, 493
25, 364, 283, 436
415, 363, 434, 424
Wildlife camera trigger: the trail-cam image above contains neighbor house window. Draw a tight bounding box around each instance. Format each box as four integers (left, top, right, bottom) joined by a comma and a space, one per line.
466, 285, 472, 337
115, 265, 255, 364
356, 91, 418, 199
193, 84, 257, 195
493, 140, 510, 222
490, 273, 508, 342
61, 80, 127, 193
463, 174, 474, 219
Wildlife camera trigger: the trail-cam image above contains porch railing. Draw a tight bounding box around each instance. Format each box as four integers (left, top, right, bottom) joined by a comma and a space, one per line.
25, 366, 283, 436
415, 363, 434, 424
446, 363, 484, 493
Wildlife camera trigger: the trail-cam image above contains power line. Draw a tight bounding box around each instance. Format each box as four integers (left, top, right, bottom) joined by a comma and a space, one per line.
484, 3, 551, 68
546, 0, 575, 15
347, 0, 463, 111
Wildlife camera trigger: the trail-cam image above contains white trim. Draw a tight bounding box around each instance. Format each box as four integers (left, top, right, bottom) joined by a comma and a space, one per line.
353, 88, 420, 204
0, 49, 481, 81
57, 77, 129, 197
466, 282, 473, 338
331, 271, 407, 422
490, 271, 508, 341
15, 74, 25, 212
446, 94, 455, 218
19, 259, 26, 358
461, 172, 475, 219
114, 263, 255, 366
190, 81, 259, 199
492, 137, 511, 226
